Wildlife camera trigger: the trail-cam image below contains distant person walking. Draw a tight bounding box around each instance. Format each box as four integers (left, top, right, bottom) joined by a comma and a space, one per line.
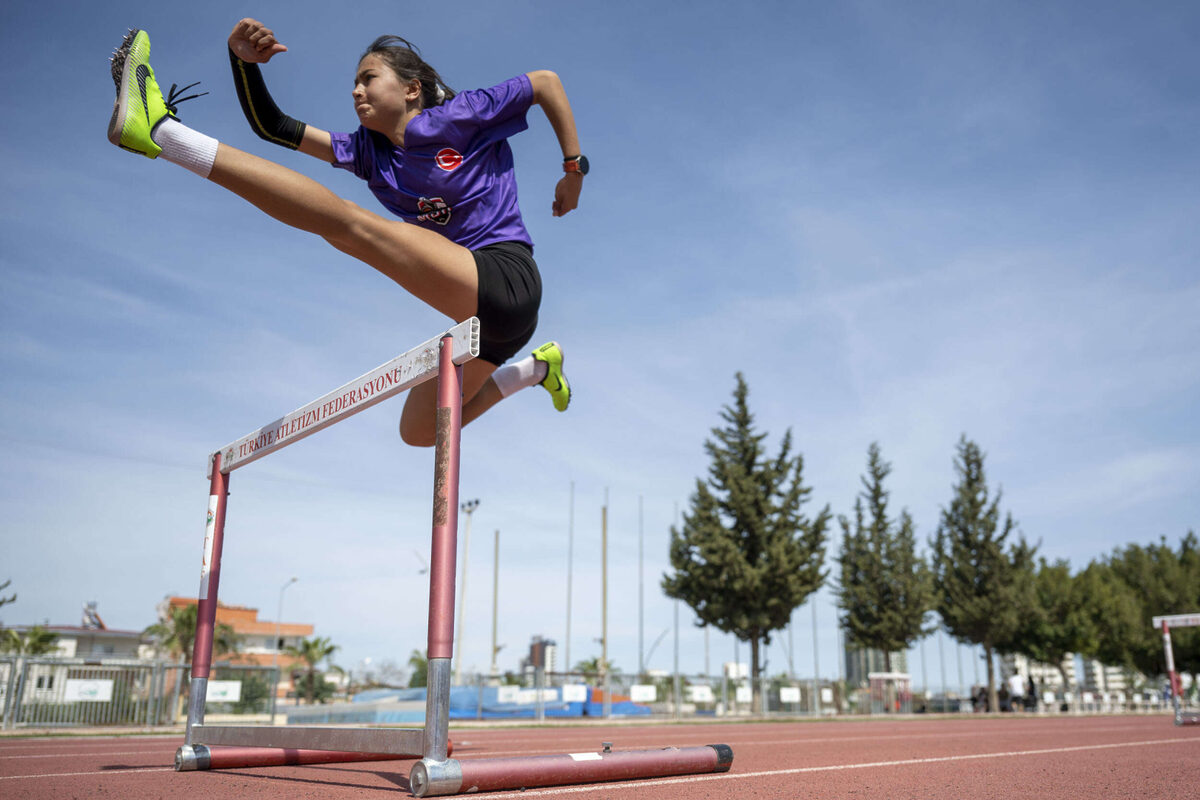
1007, 671, 1026, 712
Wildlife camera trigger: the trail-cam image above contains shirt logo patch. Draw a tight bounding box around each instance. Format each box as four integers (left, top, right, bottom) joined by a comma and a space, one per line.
435, 148, 463, 171
417, 196, 452, 226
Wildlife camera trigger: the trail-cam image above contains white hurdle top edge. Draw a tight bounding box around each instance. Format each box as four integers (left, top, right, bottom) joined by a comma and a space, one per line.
1152, 613, 1200, 629
207, 317, 479, 478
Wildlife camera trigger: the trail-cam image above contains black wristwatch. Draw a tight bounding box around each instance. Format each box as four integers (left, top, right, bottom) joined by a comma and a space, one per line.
563, 154, 589, 176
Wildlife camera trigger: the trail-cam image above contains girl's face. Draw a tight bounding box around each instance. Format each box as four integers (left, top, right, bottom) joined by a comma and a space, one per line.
353, 54, 420, 131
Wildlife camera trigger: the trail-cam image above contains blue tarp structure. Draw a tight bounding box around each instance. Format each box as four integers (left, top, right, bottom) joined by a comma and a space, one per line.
352, 686, 651, 720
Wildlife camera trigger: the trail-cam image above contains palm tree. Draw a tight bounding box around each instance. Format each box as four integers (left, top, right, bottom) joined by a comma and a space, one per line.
1, 625, 59, 655
143, 604, 239, 665
572, 656, 617, 677
285, 636, 339, 704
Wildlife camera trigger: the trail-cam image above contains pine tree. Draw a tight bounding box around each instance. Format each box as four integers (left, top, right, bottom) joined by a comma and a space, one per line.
835, 443, 933, 682
999, 558, 1098, 701
663, 373, 830, 713
931, 436, 1036, 713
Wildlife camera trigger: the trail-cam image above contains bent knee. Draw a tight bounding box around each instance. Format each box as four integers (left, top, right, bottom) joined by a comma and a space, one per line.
399, 418, 436, 448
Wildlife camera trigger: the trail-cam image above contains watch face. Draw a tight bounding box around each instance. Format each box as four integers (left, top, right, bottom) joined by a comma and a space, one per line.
565, 155, 590, 176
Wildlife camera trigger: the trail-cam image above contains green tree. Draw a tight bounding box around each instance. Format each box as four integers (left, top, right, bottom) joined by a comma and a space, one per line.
0, 579, 15, 610
142, 603, 239, 665
1000, 558, 1098, 700
1, 625, 59, 655
835, 443, 934, 678
931, 436, 1036, 713
285, 636, 339, 704
1087, 533, 1200, 679
407, 649, 428, 688
292, 671, 337, 704
663, 373, 830, 713
572, 656, 618, 677
230, 671, 273, 714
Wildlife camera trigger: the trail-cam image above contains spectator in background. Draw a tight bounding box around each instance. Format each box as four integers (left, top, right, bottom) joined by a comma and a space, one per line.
1007, 671, 1026, 712
972, 685, 988, 713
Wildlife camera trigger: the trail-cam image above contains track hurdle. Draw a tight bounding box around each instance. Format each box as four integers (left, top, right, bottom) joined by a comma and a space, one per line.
176, 317, 478, 772
174, 316, 733, 794
1153, 613, 1200, 726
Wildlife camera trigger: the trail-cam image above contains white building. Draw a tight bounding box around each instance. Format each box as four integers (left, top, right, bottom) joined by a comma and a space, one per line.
1002, 653, 1074, 690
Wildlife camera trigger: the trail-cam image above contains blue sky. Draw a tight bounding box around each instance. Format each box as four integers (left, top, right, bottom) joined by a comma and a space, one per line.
2, 0, 1197, 693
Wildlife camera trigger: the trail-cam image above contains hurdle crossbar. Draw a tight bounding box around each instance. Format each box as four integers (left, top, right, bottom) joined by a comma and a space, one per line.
1154, 613, 1200, 726
207, 318, 479, 478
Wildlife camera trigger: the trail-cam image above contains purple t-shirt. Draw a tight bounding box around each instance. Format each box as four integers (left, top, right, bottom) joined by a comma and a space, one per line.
330, 74, 534, 251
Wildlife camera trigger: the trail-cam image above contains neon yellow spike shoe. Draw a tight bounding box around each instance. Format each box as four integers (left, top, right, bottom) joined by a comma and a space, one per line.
107, 29, 179, 158
532, 342, 570, 412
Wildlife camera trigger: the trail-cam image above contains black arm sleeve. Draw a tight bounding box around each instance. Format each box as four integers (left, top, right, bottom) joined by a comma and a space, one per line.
229, 48, 307, 150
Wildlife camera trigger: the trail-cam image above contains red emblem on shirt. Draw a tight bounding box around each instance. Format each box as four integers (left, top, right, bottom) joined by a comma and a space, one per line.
435, 148, 463, 171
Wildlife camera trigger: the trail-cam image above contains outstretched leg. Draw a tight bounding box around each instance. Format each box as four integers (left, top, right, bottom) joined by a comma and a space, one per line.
207, 145, 479, 322
108, 29, 477, 323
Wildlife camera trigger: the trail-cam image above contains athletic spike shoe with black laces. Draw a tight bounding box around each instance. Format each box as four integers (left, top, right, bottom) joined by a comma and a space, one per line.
532, 341, 570, 412
107, 29, 207, 158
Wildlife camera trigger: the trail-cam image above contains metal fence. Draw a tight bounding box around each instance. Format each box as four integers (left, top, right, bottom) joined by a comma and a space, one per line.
0, 657, 278, 729
1, 657, 1188, 729
440, 671, 1188, 721
441, 671, 843, 720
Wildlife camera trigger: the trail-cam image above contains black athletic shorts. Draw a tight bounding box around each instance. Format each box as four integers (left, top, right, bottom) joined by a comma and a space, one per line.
473, 241, 541, 366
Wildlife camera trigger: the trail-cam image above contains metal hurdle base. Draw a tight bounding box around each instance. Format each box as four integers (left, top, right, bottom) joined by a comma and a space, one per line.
1178, 712, 1200, 726
176, 724, 432, 770
410, 744, 734, 797
176, 745, 417, 771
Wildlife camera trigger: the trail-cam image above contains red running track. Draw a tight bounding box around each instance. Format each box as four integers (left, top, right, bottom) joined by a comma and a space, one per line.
1, 715, 1196, 799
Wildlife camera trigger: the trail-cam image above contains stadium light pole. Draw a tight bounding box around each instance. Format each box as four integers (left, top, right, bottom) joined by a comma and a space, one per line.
938, 627, 948, 708
812, 596, 821, 715
490, 529, 502, 681
270, 576, 297, 723
638, 495, 644, 676
454, 499, 480, 685
957, 641, 965, 699
601, 488, 610, 718
565, 481, 574, 675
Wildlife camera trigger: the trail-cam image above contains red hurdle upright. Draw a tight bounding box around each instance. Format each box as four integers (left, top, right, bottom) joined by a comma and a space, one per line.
1155, 613, 1200, 727
173, 316, 734, 794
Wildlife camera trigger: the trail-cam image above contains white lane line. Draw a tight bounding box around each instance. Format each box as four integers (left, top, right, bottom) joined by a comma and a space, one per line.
0, 740, 180, 752
0, 750, 175, 760
452, 737, 1200, 798
0, 766, 174, 780
459, 724, 1159, 758
454, 721, 1154, 749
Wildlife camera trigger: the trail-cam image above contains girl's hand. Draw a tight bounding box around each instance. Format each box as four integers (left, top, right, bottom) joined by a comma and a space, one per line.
228, 18, 288, 63
553, 174, 582, 217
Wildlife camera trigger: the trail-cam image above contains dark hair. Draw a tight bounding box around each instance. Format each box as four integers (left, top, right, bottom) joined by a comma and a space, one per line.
361, 35, 455, 109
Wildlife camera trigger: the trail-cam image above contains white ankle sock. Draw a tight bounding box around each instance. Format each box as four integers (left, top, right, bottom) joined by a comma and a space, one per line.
153, 118, 219, 179
491, 354, 548, 398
